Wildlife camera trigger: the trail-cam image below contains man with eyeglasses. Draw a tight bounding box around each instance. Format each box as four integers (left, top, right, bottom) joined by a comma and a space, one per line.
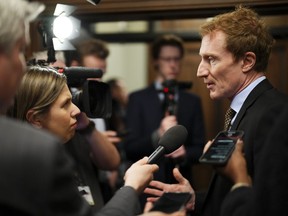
124, 34, 205, 209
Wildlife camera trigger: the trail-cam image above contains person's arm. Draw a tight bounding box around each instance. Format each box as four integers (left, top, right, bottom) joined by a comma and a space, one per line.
77, 112, 120, 170
96, 157, 159, 216
101, 130, 122, 144
214, 140, 252, 216
87, 128, 121, 170
220, 187, 253, 216
216, 140, 251, 189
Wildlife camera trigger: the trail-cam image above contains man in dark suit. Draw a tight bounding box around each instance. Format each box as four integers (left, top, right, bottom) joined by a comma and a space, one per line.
0, 1, 160, 215
125, 34, 206, 185
196, 5, 288, 216
143, 6, 288, 216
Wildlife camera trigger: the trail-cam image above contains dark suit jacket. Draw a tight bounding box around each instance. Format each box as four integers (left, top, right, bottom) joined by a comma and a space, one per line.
0, 116, 141, 216
221, 104, 288, 216
198, 79, 288, 216
125, 84, 205, 183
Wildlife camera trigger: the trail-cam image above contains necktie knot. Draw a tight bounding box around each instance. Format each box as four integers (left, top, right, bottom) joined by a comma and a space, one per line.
224, 108, 236, 131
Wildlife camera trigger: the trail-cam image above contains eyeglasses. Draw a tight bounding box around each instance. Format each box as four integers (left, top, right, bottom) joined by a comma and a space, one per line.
159, 56, 182, 63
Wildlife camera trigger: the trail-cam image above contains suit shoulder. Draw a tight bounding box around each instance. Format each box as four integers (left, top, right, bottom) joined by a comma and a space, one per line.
0, 117, 60, 151
129, 86, 155, 98
258, 88, 288, 107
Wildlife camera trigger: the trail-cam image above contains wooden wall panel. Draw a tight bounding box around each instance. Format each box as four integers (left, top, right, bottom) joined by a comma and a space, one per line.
35, 0, 288, 22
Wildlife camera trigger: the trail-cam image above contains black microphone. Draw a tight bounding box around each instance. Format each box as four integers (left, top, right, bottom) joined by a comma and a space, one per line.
148, 125, 188, 164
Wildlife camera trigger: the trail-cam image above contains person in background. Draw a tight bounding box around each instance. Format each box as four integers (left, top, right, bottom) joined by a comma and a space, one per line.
124, 34, 205, 210
69, 39, 109, 78
144, 5, 288, 216
125, 34, 206, 185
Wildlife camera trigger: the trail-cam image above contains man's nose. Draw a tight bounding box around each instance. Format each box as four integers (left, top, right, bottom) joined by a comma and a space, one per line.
197, 61, 208, 78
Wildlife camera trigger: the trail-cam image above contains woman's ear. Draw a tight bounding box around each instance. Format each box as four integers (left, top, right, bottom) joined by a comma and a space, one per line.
242, 52, 256, 73
26, 109, 43, 128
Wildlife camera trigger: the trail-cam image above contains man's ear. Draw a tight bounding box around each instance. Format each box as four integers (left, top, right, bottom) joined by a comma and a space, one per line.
26, 109, 43, 128
242, 52, 256, 73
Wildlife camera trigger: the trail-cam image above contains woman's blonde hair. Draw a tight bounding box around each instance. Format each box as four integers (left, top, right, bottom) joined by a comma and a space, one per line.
15, 65, 67, 121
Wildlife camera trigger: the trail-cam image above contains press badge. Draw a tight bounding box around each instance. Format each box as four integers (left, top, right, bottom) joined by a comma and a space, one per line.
78, 186, 95, 206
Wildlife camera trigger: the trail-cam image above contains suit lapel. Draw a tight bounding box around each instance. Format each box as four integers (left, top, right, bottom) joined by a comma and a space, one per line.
231, 79, 273, 130
147, 84, 164, 120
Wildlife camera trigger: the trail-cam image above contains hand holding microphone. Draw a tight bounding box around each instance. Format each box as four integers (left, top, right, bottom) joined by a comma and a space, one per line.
122, 125, 187, 196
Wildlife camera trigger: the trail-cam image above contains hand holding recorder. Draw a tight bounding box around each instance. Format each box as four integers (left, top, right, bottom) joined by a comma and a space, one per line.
199, 130, 244, 165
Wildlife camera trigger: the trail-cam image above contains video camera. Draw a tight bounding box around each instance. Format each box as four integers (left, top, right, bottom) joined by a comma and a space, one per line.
161, 79, 193, 115
162, 79, 193, 93
27, 59, 112, 119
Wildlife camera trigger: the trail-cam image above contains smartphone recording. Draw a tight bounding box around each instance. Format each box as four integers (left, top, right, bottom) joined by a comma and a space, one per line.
199, 130, 244, 165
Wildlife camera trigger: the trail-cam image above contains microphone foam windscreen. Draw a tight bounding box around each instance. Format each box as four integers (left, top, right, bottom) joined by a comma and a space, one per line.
159, 125, 188, 154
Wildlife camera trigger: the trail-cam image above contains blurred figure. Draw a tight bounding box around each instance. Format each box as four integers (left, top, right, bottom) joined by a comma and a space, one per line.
125, 34, 205, 210
125, 34, 205, 184
69, 39, 109, 79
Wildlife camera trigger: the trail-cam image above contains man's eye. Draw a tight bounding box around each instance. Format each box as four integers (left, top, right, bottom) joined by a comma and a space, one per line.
208, 56, 215, 63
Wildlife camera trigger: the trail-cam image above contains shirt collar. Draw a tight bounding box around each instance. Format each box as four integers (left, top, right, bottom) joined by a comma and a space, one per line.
230, 76, 266, 121
155, 81, 163, 90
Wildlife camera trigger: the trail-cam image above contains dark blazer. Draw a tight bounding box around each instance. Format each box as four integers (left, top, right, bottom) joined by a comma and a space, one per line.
125, 84, 205, 183
221, 104, 288, 216
0, 117, 140, 216
199, 79, 288, 216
